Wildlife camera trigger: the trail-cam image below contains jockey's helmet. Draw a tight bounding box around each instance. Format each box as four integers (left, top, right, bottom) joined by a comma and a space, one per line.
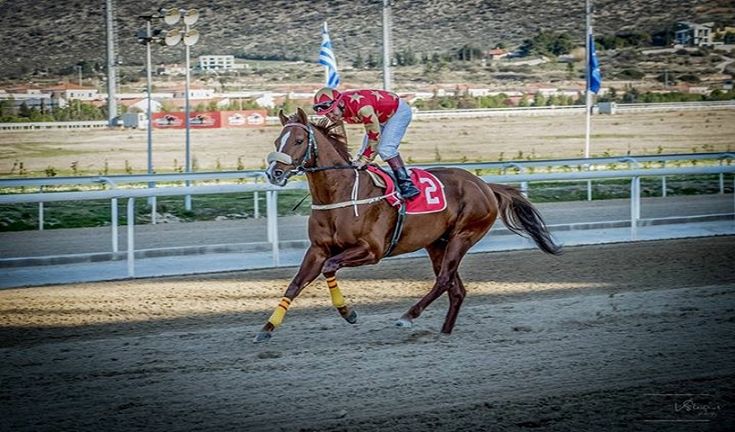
313, 87, 342, 115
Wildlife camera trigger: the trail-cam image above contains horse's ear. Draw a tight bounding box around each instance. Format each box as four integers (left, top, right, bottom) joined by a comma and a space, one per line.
296, 107, 309, 125
278, 110, 288, 126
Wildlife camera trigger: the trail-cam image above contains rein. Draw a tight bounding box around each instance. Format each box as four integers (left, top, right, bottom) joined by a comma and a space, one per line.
267, 122, 355, 174
268, 120, 407, 258
267, 121, 395, 215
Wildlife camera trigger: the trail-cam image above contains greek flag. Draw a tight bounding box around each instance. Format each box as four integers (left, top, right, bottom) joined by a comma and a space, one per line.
588, 33, 602, 93
319, 22, 341, 88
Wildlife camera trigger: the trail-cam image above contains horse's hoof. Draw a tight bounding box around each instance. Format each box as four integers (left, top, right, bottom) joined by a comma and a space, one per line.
344, 309, 358, 324
395, 318, 413, 328
253, 331, 272, 343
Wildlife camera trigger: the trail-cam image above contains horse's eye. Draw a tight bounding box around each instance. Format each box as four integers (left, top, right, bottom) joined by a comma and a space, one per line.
295, 139, 304, 145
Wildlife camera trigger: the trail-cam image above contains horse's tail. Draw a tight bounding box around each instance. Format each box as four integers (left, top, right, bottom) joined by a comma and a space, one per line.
490, 183, 562, 255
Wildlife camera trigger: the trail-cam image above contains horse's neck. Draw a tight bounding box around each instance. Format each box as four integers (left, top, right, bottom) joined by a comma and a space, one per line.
306, 141, 372, 205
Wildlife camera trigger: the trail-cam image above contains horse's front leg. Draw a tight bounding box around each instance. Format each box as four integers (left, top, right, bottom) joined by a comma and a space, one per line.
254, 246, 327, 343
322, 244, 379, 324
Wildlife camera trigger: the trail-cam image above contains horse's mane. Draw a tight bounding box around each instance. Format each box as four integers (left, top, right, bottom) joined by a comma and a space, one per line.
287, 113, 351, 162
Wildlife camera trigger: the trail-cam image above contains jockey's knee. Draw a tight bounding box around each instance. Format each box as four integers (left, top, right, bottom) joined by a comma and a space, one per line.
378, 147, 399, 161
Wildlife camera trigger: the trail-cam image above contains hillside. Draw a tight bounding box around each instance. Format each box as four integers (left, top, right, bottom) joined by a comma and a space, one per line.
1, 0, 733, 80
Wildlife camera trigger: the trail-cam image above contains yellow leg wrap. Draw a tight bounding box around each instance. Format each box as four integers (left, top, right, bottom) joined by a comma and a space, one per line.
267, 297, 291, 328
327, 277, 346, 308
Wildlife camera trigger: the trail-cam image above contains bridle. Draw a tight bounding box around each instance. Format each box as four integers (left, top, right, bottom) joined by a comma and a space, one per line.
266, 122, 356, 177
266, 121, 398, 219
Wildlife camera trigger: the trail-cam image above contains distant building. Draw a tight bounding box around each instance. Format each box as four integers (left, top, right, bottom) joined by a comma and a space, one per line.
0, 86, 64, 111
157, 63, 187, 76
198, 55, 239, 71
120, 97, 162, 114
675, 22, 714, 47
485, 48, 509, 60
163, 85, 215, 99
43, 83, 99, 101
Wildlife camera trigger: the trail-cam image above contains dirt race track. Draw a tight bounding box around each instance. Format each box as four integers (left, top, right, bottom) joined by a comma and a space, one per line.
1, 237, 735, 431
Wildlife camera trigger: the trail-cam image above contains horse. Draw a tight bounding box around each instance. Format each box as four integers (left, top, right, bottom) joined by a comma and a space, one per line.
254, 108, 561, 342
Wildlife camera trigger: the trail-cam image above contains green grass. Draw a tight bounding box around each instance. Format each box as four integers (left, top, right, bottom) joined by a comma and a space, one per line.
1, 176, 730, 232
0, 190, 312, 232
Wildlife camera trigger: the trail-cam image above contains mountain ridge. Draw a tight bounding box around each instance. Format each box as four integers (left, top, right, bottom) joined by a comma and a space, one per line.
1, 0, 732, 79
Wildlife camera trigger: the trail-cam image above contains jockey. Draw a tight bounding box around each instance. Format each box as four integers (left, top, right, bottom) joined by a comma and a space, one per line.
312, 87, 420, 200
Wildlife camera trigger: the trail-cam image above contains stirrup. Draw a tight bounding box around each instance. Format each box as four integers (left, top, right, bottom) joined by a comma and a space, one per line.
400, 184, 420, 199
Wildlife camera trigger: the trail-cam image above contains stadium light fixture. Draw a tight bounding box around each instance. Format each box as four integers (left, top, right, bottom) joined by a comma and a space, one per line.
159, 8, 181, 25
183, 9, 199, 26
182, 29, 200, 46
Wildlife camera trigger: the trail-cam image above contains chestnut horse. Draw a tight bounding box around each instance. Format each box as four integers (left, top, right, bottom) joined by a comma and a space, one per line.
254, 108, 560, 342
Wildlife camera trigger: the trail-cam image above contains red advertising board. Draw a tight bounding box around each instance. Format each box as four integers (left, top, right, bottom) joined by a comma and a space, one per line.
220, 110, 268, 128
152, 110, 267, 129
152, 112, 222, 129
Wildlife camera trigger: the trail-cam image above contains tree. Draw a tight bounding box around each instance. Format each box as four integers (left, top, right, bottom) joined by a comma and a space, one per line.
533, 93, 546, 106
18, 101, 31, 118
456, 44, 482, 61
0, 99, 14, 118
353, 52, 364, 69
519, 31, 574, 57
622, 87, 640, 103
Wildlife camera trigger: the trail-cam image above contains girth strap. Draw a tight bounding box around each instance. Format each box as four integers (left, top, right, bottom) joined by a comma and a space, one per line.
384, 201, 406, 258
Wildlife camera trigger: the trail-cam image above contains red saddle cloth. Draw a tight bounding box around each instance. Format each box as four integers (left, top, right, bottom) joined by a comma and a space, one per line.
366, 166, 447, 214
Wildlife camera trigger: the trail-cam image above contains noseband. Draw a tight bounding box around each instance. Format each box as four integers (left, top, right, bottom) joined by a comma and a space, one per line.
266, 122, 355, 174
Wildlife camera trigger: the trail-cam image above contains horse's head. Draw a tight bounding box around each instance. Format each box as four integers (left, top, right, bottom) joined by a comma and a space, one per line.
265, 108, 316, 186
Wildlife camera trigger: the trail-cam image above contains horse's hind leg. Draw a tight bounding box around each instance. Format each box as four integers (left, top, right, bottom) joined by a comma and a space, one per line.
442, 274, 466, 334
396, 241, 448, 328
436, 237, 475, 334
398, 236, 473, 334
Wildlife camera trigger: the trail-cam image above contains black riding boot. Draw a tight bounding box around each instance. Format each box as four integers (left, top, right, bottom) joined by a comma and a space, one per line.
387, 155, 420, 200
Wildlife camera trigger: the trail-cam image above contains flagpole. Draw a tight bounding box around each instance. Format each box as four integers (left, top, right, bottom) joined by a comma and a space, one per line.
319, 21, 340, 89
323, 22, 330, 85
584, 0, 593, 200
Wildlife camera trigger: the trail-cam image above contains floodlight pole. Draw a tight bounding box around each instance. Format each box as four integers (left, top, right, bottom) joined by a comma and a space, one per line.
382, 0, 392, 91
75, 65, 83, 87
145, 19, 157, 218
105, 0, 118, 126
584, 0, 593, 200
184, 20, 192, 211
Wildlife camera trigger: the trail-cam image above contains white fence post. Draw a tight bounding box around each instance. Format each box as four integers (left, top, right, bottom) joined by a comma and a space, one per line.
151, 196, 157, 224
630, 176, 640, 240
127, 198, 135, 277
37, 185, 44, 230
254, 192, 260, 219
111, 198, 119, 253
266, 190, 280, 266
719, 160, 725, 194
661, 161, 667, 197
38, 202, 44, 231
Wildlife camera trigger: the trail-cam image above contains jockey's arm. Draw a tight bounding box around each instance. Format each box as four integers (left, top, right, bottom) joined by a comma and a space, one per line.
357, 105, 381, 163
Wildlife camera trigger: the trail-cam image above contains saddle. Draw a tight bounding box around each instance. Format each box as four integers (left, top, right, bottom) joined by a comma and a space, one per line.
366, 165, 447, 214
366, 165, 448, 258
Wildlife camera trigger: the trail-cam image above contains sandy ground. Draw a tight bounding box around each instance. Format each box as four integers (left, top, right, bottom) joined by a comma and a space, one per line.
1, 237, 734, 431
1, 109, 733, 175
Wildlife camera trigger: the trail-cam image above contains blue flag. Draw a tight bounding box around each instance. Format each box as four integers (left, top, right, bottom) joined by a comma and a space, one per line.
588, 33, 602, 93
319, 22, 341, 88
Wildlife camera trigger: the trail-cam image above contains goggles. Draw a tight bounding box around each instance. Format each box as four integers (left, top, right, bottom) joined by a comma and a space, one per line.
313, 100, 334, 113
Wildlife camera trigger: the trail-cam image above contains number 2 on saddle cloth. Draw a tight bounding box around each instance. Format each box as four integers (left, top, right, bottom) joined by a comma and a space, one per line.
366, 166, 447, 214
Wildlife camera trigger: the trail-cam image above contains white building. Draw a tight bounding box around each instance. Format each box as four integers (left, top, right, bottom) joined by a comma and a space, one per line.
43, 83, 99, 101
198, 55, 237, 71
675, 22, 715, 47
